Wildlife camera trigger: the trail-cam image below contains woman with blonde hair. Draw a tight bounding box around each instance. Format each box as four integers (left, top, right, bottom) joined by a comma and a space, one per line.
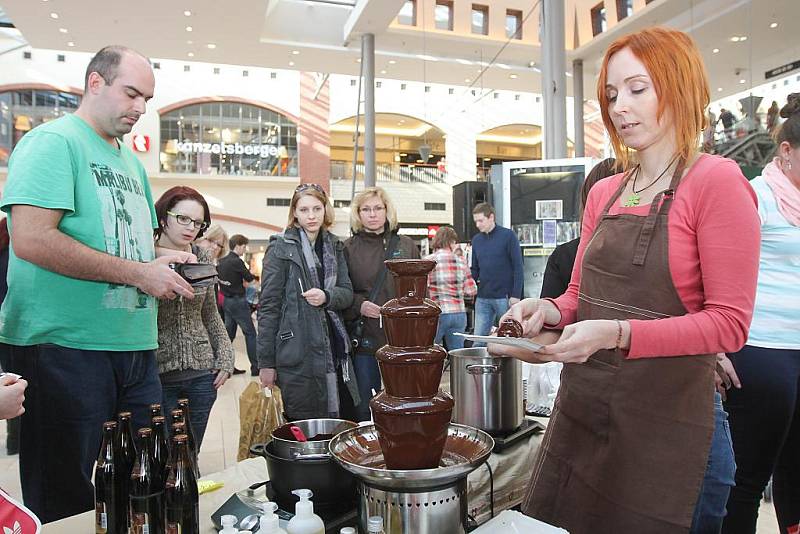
496, 27, 760, 533
195, 223, 229, 262
257, 183, 359, 420
343, 186, 419, 421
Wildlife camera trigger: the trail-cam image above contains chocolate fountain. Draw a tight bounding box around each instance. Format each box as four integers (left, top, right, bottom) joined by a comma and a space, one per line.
330, 259, 494, 534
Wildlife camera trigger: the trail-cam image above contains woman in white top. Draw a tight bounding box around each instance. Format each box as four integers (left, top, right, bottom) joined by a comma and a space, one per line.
722, 94, 800, 533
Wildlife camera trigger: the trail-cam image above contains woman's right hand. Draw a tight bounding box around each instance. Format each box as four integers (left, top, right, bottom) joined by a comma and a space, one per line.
360, 300, 382, 319
260, 368, 277, 388
0, 375, 26, 420
501, 298, 556, 338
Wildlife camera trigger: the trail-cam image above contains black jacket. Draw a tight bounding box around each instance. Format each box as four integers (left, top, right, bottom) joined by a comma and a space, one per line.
540, 238, 579, 299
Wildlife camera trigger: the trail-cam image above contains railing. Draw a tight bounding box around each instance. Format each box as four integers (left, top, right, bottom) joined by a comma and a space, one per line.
330, 161, 448, 184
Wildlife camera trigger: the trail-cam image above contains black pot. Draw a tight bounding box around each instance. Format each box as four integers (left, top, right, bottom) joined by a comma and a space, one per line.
251, 441, 356, 508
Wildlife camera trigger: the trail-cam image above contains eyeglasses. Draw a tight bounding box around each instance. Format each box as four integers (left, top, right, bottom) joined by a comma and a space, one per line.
167, 211, 208, 230
359, 205, 386, 215
295, 183, 326, 196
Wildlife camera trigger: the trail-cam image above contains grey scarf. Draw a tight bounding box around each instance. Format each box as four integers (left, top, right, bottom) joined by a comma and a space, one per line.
299, 230, 361, 414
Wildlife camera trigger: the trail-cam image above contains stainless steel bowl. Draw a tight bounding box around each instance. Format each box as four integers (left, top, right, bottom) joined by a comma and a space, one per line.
328, 423, 494, 490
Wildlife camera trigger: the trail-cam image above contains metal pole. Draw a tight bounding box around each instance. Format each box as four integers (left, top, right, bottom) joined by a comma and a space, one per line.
573, 59, 585, 157
540, 0, 567, 159
362, 33, 376, 187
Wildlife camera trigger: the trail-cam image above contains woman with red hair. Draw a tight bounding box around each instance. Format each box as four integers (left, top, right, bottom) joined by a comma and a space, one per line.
495, 27, 760, 533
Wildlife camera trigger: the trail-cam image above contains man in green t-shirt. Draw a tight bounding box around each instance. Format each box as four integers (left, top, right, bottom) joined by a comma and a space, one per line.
0, 45, 195, 524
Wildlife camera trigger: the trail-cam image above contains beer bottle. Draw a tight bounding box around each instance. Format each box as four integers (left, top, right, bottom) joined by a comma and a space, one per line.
164, 434, 199, 534
170, 409, 184, 436
151, 416, 169, 482
170, 421, 198, 478
95, 421, 124, 534
130, 428, 163, 534
175, 399, 196, 448
149, 403, 163, 420
176, 399, 199, 478
114, 412, 136, 528
167, 422, 187, 475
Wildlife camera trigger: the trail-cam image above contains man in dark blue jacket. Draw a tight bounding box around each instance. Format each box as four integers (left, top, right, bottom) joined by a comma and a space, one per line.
470, 203, 524, 345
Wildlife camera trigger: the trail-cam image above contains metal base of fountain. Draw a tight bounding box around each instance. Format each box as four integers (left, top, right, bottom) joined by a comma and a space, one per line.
329, 423, 494, 534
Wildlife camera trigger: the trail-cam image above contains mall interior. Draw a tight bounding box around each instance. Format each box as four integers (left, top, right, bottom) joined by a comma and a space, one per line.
0, 0, 798, 532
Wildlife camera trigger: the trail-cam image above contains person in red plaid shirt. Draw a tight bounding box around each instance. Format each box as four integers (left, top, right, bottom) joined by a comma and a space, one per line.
425, 226, 477, 350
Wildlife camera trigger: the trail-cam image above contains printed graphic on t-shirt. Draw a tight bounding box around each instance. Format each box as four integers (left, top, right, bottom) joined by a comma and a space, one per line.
90, 162, 155, 310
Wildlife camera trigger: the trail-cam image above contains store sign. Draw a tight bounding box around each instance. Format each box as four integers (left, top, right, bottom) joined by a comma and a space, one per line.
132, 134, 150, 152
765, 59, 800, 80
176, 141, 283, 158
427, 225, 440, 239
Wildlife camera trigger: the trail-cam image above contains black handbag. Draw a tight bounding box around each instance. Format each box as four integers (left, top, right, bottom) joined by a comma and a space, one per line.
349, 234, 399, 350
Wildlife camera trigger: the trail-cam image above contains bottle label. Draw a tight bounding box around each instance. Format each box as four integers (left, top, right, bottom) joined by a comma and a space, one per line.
166, 521, 181, 534
131, 512, 150, 534
95, 502, 107, 533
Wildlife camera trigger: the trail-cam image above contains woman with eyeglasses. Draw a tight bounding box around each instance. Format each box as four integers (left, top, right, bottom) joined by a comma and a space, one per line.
153, 186, 234, 452
257, 183, 360, 420
342, 187, 420, 421
195, 223, 229, 262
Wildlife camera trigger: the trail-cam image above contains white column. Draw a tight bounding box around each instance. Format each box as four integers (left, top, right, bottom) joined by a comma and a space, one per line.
362, 33, 376, 187
540, 0, 568, 159
573, 59, 585, 157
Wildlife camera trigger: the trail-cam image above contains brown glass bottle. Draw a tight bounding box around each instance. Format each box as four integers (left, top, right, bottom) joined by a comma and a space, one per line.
114, 412, 136, 528
130, 428, 163, 534
170, 409, 184, 430
165, 434, 199, 534
176, 399, 200, 478
151, 416, 169, 482
95, 421, 125, 534
149, 403, 163, 420
170, 419, 199, 478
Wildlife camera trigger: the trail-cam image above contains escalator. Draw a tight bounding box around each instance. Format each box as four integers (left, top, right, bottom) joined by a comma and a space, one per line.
715, 131, 776, 179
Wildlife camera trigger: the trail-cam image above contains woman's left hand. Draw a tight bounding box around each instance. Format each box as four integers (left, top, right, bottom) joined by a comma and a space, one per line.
302, 288, 327, 307
537, 320, 628, 363
213, 370, 229, 389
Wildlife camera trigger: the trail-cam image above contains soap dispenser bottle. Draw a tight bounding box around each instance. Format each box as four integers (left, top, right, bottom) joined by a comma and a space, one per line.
259, 501, 288, 534
286, 489, 325, 534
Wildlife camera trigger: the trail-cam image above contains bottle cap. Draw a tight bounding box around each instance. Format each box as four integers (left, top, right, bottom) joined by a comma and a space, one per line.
367, 516, 384, 532
340, 528, 356, 534
221, 515, 237, 527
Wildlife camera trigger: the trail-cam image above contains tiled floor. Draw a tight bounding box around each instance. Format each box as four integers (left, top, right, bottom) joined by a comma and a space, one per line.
0, 339, 783, 532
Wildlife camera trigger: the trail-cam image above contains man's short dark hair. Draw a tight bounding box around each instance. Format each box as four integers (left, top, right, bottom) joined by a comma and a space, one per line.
472, 202, 495, 218
84, 45, 145, 91
229, 234, 249, 249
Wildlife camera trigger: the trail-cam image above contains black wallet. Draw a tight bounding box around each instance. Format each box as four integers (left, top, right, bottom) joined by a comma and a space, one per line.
170, 262, 219, 288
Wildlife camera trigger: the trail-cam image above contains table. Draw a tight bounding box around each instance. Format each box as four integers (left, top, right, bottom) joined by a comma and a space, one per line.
42, 418, 547, 532
42, 458, 269, 533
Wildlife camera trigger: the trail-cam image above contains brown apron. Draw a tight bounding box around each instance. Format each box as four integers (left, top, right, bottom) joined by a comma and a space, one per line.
522, 162, 716, 533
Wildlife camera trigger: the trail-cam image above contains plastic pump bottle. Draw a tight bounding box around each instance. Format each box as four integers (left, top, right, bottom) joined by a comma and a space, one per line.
286, 489, 325, 534
220, 514, 238, 534
260, 501, 288, 534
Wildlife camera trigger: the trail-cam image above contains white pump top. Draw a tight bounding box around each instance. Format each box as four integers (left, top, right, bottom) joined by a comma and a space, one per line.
259, 501, 286, 533
291, 489, 315, 517
220, 514, 238, 534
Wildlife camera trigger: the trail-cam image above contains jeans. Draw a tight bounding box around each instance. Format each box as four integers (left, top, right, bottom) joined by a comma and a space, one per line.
435, 312, 467, 351
353, 352, 382, 422
12, 344, 162, 524
690, 391, 737, 534
472, 297, 510, 346
722, 345, 800, 534
223, 295, 258, 374
160, 371, 218, 453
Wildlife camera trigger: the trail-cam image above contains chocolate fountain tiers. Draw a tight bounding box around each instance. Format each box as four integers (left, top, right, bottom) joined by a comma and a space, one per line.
330, 259, 494, 533
370, 259, 454, 470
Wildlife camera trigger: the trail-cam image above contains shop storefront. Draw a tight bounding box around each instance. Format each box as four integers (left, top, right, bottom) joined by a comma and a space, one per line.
0, 87, 81, 165
159, 100, 299, 177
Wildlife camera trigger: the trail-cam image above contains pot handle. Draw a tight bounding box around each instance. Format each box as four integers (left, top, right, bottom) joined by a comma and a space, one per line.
466, 363, 501, 375
289, 447, 331, 460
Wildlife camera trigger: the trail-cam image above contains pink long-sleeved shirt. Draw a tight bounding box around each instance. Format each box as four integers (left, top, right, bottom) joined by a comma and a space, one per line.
550, 154, 761, 358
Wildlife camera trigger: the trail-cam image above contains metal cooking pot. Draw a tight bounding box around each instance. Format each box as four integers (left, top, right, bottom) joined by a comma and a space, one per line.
449, 347, 523, 435
250, 441, 356, 509
270, 418, 357, 460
